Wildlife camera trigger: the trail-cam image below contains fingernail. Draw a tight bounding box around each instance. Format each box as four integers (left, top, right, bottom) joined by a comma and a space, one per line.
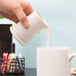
21, 21, 29, 28
24, 22, 29, 28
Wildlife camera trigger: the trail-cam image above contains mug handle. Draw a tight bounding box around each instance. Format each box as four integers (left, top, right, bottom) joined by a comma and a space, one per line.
69, 53, 76, 61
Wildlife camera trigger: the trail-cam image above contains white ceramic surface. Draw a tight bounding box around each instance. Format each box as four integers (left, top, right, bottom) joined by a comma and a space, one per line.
10, 11, 48, 45
37, 47, 76, 76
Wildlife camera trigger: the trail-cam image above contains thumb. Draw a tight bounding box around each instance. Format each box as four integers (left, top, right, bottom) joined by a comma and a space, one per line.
13, 5, 29, 28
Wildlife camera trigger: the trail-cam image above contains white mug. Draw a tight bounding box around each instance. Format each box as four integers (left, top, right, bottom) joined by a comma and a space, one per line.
10, 11, 48, 45
37, 47, 76, 76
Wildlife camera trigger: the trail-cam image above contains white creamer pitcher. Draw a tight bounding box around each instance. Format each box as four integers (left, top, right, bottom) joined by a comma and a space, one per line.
10, 11, 48, 45
37, 47, 76, 76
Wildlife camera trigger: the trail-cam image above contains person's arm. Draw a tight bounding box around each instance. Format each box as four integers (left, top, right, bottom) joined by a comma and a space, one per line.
0, 0, 34, 28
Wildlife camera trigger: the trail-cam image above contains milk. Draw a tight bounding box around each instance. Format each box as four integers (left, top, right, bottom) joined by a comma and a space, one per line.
46, 25, 50, 47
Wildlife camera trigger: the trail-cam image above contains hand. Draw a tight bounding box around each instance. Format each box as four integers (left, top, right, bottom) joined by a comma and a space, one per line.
0, 0, 34, 28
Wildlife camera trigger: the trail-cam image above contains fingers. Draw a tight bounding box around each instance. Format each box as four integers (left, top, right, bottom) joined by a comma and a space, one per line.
21, 1, 34, 16
12, 5, 29, 28
0, 1, 34, 28
0, 10, 19, 23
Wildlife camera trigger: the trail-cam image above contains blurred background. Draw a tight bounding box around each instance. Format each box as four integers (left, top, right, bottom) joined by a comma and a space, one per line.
0, 0, 76, 68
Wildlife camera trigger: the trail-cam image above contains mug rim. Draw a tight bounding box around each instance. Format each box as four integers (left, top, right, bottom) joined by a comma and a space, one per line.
37, 46, 71, 51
